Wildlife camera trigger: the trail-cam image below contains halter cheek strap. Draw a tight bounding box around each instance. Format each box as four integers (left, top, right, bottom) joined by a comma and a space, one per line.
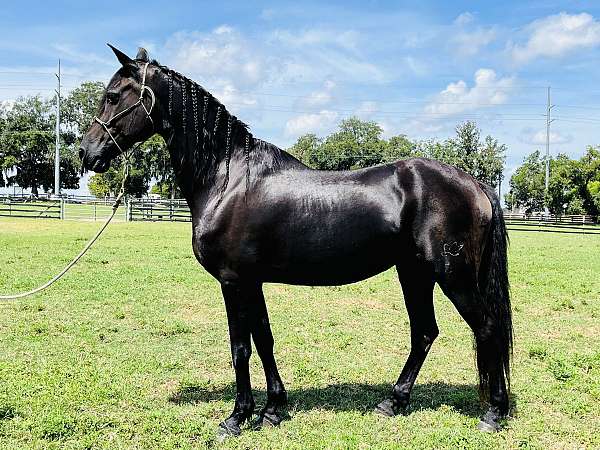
94, 62, 156, 155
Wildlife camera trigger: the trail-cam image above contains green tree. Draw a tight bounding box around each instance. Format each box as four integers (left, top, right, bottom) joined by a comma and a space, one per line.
508, 148, 600, 216
384, 134, 416, 161
0, 96, 79, 195
62, 81, 105, 141
290, 117, 387, 170
505, 151, 546, 213
580, 146, 600, 216
88, 172, 112, 197
87, 135, 173, 199
448, 121, 505, 187
288, 119, 505, 188
547, 154, 586, 215
88, 165, 148, 198
289, 133, 321, 163
141, 134, 179, 198
0, 102, 7, 187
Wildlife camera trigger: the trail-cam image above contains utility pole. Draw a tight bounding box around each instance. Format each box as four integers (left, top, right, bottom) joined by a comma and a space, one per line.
545, 86, 555, 215
498, 172, 501, 201
54, 59, 61, 197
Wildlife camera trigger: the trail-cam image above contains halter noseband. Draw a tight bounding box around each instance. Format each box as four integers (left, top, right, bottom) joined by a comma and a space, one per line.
94, 62, 156, 155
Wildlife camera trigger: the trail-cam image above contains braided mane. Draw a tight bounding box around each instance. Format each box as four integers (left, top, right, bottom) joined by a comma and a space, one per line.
150, 59, 251, 196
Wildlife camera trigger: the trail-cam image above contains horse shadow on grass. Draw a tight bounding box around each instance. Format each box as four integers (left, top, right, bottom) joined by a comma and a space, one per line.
168, 381, 513, 419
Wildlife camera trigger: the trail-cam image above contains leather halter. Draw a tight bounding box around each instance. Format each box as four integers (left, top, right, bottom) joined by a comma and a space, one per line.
94, 62, 156, 155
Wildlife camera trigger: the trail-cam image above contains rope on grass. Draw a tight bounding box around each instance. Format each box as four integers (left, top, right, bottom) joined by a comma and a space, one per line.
0, 162, 130, 300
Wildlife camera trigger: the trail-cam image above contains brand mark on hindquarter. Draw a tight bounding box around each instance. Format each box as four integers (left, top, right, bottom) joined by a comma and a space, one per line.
442, 242, 464, 257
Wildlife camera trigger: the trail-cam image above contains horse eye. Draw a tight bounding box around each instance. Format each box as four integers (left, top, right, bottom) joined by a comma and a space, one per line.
107, 92, 120, 105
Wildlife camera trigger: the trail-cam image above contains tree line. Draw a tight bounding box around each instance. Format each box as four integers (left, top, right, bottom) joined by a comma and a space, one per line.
0, 82, 176, 198
506, 148, 600, 216
2, 82, 598, 217
289, 118, 506, 188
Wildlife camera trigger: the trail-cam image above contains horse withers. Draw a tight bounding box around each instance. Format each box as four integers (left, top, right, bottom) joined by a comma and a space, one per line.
79, 45, 513, 437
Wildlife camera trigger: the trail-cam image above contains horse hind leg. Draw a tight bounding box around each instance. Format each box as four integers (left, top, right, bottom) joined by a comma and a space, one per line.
438, 266, 510, 432
375, 260, 437, 416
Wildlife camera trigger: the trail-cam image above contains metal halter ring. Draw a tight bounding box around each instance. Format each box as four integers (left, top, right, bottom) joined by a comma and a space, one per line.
94, 62, 156, 155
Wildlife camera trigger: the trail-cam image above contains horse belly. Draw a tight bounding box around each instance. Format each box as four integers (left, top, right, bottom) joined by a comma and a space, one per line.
261, 218, 403, 286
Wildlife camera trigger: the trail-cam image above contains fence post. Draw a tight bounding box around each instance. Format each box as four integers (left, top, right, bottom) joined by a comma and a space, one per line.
60, 199, 65, 220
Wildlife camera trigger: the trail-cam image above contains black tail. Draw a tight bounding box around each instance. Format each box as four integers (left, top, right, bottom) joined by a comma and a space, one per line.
477, 183, 513, 400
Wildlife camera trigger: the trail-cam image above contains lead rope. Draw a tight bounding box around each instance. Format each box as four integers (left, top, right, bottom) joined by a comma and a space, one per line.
0, 156, 131, 300
1, 62, 156, 301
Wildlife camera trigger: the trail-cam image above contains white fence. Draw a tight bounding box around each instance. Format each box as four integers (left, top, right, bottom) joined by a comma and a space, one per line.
2, 195, 599, 234
504, 212, 599, 235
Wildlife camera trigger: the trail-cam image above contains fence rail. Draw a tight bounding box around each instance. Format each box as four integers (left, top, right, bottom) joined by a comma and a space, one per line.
0, 197, 61, 219
2, 195, 599, 235
505, 213, 600, 235
128, 199, 191, 222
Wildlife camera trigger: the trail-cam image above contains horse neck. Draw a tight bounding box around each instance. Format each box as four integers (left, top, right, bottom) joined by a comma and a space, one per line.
153, 68, 307, 207
154, 70, 248, 201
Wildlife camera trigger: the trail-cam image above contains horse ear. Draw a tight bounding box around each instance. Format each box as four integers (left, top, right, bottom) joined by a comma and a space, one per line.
107, 43, 136, 68
135, 47, 150, 62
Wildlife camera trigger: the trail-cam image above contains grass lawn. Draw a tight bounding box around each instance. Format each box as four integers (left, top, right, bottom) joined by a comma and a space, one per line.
0, 218, 599, 449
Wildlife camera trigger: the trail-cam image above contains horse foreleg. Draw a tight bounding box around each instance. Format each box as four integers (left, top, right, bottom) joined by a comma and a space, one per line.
249, 285, 288, 429
219, 281, 255, 438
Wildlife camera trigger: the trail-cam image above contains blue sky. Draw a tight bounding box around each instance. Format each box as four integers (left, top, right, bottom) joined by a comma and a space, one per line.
2, 0, 600, 196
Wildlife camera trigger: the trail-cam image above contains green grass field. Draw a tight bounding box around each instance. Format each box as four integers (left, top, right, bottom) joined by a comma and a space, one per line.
0, 219, 598, 449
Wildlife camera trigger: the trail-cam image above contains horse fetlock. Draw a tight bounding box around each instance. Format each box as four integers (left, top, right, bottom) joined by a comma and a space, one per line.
270, 387, 288, 406
392, 384, 411, 404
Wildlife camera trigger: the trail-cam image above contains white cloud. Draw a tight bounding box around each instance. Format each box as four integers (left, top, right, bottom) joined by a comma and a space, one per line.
269, 27, 386, 83
519, 127, 572, 145
260, 9, 275, 20
213, 83, 257, 108
424, 68, 515, 117
157, 26, 273, 112
284, 110, 338, 137
300, 80, 336, 107
450, 12, 496, 57
214, 25, 234, 35
271, 29, 361, 52
53, 43, 114, 67
452, 27, 497, 56
354, 101, 379, 119
163, 27, 268, 88
403, 56, 427, 76
510, 12, 600, 64
454, 12, 475, 27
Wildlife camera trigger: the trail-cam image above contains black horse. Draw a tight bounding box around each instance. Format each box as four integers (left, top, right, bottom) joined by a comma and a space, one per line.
80, 46, 513, 437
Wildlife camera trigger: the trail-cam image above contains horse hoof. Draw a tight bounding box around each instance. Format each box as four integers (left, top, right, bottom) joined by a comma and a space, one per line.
374, 398, 397, 417
253, 412, 282, 430
477, 406, 503, 432
216, 421, 241, 442
477, 419, 500, 433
